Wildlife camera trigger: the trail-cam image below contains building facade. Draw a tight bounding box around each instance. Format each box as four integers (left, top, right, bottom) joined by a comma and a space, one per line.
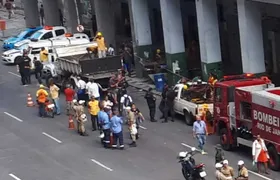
22, 0, 280, 81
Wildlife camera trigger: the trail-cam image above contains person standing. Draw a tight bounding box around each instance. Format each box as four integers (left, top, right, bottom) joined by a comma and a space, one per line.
164, 87, 176, 122
4, 0, 12, 19
221, 160, 234, 180
88, 96, 100, 131
252, 134, 269, 174
127, 107, 137, 147
159, 84, 168, 119
75, 100, 88, 136
40, 47, 48, 63
236, 160, 249, 180
144, 88, 157, 122
107, 44, 115, 56
122, 47, 132, 76
39, 4, 44, 26
36, 85, 48, 117
95, 32, 106, 58
33, 57, 43, 84
49, 79, 61, 115
64, 84, 76, 115
193, 115, 208, 154
86, 79, 100, 101
98, 101, 111, 148
76, 77, 86, 102
17, 50, 31, 86
72, 99, 80, 133
120, 91, 133, 120
215, 163, 228, 180
110, 108, 124, 150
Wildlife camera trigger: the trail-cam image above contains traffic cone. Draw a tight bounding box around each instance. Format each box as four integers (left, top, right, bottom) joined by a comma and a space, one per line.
27, 93, 34, 107
68, 115, 75, 130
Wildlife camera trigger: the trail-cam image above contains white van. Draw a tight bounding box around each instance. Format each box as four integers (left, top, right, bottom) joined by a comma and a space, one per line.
2, 33, 89, 64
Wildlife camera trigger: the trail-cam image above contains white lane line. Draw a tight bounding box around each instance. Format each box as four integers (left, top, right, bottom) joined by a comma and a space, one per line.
4, 112, 23, 122
139, 125, 147, 130
8, 72, 20, 78
9, 173, 21, 180
91, 159, 113, 172
181, 142, 272, 180
42, 132, 62, 144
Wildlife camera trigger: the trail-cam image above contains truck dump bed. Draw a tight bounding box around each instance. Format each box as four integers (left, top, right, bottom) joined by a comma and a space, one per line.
57, 54, 122, 79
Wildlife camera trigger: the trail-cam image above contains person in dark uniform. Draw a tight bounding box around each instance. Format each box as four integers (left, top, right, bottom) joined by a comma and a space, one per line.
33, 57, 43, 84
144, 88, 157, 122
165, 87, 176, 122
17, 49, 31, 86
159, 84, 168, 119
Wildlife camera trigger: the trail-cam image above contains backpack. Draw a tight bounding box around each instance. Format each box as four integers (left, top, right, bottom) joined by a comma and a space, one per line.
123, 96, 132, 107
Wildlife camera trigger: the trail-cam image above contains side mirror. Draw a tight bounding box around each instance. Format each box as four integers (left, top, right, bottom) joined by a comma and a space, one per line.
191, 147, 196, 152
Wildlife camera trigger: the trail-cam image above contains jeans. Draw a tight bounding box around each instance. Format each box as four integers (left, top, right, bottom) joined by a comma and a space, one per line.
149, 107, 155, 120
38, 102, 45, 117
196, 134, 206, 151
112, 131, 124, 148
53, 98, 61, 114
91, 115, 98, 130
35, 71, 42, 84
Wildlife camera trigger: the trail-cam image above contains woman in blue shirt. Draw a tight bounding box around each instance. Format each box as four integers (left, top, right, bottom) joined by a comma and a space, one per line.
110, 108, 124, 149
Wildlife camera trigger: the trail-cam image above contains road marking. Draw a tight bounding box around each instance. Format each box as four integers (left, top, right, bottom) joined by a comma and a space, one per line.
91, 159, 113, 171
42, 132, 62, 144
8, 72, 20, 78
139, 125, 147, 130
4, 112, 23, 122
181, 142, 272, 180
9, 173, 21, 180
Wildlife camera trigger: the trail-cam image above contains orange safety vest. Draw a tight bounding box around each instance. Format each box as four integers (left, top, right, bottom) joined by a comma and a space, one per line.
37, 89, 47, 103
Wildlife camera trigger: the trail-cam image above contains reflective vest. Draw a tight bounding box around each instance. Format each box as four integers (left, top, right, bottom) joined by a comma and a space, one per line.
37, 89, 47, 103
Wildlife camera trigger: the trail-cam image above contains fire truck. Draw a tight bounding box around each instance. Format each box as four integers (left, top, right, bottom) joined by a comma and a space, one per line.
213, 74, 280, 170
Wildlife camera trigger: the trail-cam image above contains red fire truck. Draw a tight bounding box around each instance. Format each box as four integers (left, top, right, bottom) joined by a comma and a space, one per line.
213, 74, 280, 170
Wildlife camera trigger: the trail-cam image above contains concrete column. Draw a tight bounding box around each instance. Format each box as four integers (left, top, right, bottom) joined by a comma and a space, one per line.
196, 0, 222, 80
94, 0, 115, 47
23, 0, 40, 27
64, 0, 79, 33
128, 0, 152, 58
160, 0, 186, 77
42, 0, 60, 26
237, 0, 265, 74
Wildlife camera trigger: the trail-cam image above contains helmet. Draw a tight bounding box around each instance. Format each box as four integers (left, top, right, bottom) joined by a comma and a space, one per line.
223, 160, 229, 165
178, 152, 187, 158
97, 32, 102, 36
183, 85, 188, 90
156, 49, 161, 53
215, 163, 223, 168
237, 160, 244, 166
39, 84, 45, 89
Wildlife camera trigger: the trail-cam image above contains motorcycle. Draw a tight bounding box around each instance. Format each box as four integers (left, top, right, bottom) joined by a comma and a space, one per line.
178, 147, 207, 180
44, 100, 55, 118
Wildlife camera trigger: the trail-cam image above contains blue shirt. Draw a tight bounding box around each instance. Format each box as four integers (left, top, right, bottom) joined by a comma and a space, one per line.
98, 111, 110, 130
193, 120, 206, 135
110, 115, 123, 134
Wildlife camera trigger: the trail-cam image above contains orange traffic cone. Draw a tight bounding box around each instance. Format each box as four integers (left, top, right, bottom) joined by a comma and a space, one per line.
68, 115, 75, 130
27, 93, 34, 107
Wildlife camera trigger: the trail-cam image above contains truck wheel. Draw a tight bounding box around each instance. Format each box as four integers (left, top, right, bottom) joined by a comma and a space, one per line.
184, 111, 193, 126
220, 128, 232, 151
14, 57, 21, 64
268, 145, 280, 171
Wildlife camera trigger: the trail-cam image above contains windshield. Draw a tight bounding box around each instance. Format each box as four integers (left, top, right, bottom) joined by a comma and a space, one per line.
16, 31, 28, 38
15, 43, 28, 50
30, 32, 43, 40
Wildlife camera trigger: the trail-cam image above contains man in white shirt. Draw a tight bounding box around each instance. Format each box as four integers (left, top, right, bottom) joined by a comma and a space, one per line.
120, 91, 133, 119
76, 77, 86, 101
107, 44, 115, 56
86, 79, 100, 100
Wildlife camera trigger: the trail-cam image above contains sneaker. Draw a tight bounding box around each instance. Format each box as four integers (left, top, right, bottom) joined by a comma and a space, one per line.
201, 150, 207, 155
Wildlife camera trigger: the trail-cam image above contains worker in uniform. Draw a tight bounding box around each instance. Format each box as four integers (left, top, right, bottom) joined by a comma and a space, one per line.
215, 163, 229, 180
17, 49, 31, 86
110, 108, 124, 149
127, 107, 137, 147
98, 101, 111, 148
88, 96, 100, 131
36, 85, 48, 117
144, 88, 157, 122
40, 47, 49, 63
72, 99, 80, 133
159, 84, 168, 119
235, 160, 249, 180
221, 160, 234, 180
164, 87, 176, 122
95, 32, 106, 58
155, 49, 162, 62
75, 100, 88, 136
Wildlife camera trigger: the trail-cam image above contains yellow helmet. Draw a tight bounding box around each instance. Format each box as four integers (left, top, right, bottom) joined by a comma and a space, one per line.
183, 85, 188, 90
156, 49, 161, 53
97, 32, 102, 36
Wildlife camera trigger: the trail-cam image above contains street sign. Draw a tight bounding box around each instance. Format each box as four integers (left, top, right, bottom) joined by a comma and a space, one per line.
77, 25, 84, 32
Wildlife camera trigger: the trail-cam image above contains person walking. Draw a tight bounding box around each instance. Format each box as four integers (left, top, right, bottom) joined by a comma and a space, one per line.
95, 32, 106, 58
131, 104, 144, 140
98, 101, 111, 148
144, 88, 157, 122
49, 79, 61, 115
88, 96, 100, 131
122, 47, 133, 76
221, 160, 234, 180
36, 85, 48, 118
75, 100, 88, 136
110, 108, 124, 150
64, 84, 76, 115
33, 57, 43, 84
39, 4, 44, 25
235, 160, 249, 180
252, 134, 269, 174
193, 115, 208, 154
127, 107, 137, 147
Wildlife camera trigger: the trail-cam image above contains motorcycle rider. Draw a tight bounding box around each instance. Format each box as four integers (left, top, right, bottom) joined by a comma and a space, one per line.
221, 160, 234, 180
215, 163, 229, 180
235, 160, 248, 180
144, 88, 157, 122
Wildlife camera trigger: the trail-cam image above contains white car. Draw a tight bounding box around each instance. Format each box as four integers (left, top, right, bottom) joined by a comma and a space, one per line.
2, 42, 29, 64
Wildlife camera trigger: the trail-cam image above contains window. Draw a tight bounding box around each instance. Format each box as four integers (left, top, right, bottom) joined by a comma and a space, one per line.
55, 29, 65, 36
240, 102, 252, 120
41, 32, 53, 40
214, 87, 222, 102
48, 49, 53, 53
227, 86, 235, 102
24, 31, 35, 38
30, 48, 41, 55
173, 86, 179, 98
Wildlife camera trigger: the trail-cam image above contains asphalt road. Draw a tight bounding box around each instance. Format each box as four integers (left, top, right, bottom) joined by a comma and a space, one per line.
0, 49, 279, 180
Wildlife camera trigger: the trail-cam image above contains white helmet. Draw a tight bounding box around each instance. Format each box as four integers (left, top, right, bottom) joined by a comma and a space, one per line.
215, 163, 223, 168
223, 160, 229, 165
179, 152, 187, 158
238, 160, 244, 166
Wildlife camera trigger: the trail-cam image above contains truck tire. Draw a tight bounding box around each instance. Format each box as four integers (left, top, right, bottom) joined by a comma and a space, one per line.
268, 145, 280, 171
220, 128, 232, 151
184, 111, 193, 126
14, 56, 21, 64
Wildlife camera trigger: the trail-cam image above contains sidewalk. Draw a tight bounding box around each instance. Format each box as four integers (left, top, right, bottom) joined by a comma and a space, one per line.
0, 8, 25, 41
